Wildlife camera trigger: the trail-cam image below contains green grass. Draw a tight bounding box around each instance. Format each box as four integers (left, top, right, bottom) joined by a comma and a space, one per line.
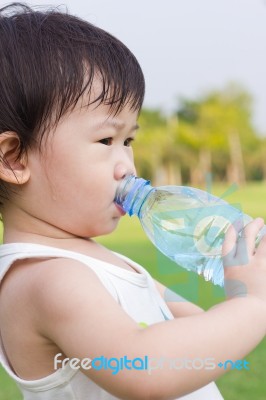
0, 182, 266, 399
0, 368, 22, 400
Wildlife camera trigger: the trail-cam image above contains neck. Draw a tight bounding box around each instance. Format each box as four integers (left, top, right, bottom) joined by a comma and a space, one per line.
1, 202, 83, 246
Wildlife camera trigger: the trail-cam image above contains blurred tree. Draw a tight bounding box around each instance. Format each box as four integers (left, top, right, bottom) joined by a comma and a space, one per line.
135, 84, 260, 186
134, 109, 167, 184
136, 110, 188, 185
247, 136, 266, 181
176, 83, 259, 185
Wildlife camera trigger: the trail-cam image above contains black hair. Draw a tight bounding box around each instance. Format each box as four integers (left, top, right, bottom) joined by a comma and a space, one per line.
0, 2, 145, 205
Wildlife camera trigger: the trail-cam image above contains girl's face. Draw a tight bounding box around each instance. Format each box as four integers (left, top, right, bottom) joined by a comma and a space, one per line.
21, 101, 139, 238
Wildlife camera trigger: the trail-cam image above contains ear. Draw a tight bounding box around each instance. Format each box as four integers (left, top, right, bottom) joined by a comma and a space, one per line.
0, 132, 30, 185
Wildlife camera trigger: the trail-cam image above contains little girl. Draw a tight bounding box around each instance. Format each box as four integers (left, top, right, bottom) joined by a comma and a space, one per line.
0, 3, 265, 400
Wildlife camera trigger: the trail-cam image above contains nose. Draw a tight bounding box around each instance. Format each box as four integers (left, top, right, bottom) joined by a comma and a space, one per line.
114, 162, 136, 181
114, 152, 136, 181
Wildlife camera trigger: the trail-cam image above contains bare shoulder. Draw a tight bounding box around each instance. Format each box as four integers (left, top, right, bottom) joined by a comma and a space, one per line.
26, 257, 114, 317
27, 256, 139, 339
0, 256, 106, 324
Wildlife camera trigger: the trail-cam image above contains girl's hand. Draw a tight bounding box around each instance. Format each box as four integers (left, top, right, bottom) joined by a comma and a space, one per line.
222, 217, 266, 307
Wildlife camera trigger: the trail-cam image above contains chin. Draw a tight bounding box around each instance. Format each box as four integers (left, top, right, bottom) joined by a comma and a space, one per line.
89, 222, 119, 238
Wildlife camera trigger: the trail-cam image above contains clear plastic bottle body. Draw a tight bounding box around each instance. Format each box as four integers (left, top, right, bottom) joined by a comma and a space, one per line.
115, 175, 266, 286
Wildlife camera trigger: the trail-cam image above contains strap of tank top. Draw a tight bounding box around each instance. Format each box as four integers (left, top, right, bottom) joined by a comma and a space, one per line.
0, 242, 115, 272
0, 243, 119, 300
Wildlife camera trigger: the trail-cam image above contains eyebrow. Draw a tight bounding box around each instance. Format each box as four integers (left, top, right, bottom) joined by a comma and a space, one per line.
97, 119, 139, 132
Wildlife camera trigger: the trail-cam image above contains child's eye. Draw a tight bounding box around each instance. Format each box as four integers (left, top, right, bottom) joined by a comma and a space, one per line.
98, 137, 134, 147
99, 138, 113, 146
124, 138, 134, 147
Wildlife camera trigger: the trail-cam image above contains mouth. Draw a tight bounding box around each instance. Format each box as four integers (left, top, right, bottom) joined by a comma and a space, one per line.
115, 203, 126, 216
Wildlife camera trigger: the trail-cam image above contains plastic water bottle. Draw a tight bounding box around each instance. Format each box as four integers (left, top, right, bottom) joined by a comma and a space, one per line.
115, 175, 266, 286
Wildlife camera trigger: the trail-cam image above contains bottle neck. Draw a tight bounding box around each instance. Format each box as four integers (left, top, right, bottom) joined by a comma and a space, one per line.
115, 175, 154, 216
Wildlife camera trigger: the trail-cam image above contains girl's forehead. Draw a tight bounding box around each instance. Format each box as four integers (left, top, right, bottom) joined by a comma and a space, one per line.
68, 94, 139, 125
74, 76, 140, 119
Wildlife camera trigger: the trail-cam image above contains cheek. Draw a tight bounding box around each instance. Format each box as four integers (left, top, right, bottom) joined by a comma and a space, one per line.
31, 145, 110, 210
44, 152, 87, 196
49, 168, 106, 213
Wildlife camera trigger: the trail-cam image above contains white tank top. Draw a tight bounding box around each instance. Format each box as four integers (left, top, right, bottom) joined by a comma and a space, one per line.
0, 243, 223, 399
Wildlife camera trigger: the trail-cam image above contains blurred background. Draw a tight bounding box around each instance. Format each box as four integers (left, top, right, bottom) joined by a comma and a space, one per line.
0, 0, 266, 399
1, 0, 266, 186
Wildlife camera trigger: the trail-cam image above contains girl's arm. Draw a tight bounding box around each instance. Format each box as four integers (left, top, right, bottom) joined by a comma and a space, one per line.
154, 279, 204, 316
35, 219, 266, 400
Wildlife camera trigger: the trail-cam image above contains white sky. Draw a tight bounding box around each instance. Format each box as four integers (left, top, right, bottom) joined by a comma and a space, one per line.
1, 0, 266, 134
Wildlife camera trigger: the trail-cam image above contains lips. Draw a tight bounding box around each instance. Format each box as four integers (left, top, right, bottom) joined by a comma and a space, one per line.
115, 203, 126, 216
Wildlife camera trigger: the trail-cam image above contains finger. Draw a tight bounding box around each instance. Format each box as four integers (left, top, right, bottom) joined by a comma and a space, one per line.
255, 227, 266, 258
236, 218, 265, 262
222, 221, 238, 266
